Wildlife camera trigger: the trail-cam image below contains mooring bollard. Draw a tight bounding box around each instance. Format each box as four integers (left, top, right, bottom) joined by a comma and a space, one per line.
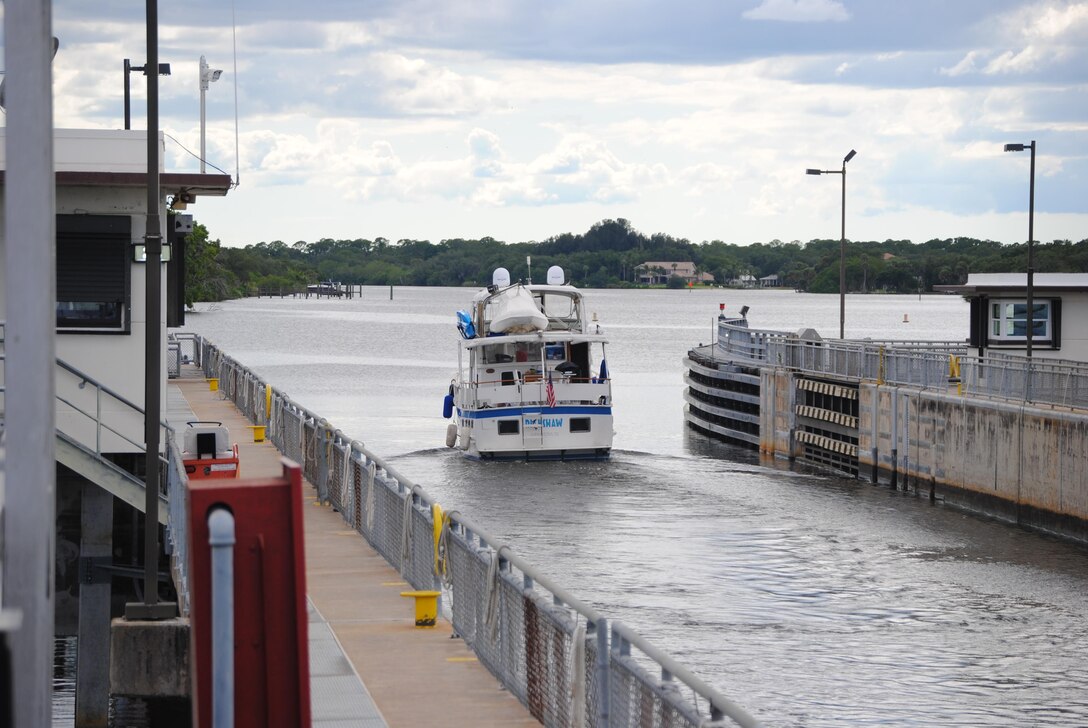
400, 590, 441, 627
208, 378, 219, 392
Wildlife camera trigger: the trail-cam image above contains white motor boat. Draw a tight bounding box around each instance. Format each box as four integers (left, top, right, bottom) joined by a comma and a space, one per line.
444, 266, 614, 460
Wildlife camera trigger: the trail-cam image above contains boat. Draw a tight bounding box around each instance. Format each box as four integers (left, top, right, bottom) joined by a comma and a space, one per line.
306, 280, 343, 296
444, 265, 614, 460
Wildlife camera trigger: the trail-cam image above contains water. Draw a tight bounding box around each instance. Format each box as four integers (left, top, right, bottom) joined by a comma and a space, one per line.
60, 287, 1088, 726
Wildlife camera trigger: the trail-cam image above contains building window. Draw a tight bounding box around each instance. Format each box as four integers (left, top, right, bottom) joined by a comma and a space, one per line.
56, 214, 131, 333
989, 300, 1051, 342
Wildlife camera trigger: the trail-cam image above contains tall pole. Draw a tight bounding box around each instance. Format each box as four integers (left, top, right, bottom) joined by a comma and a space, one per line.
1026, 140, 1036, 360
3, 0, 56, 723
124, 58, 132, 130
839, 160, 846, 340
126, 0, 174, 621
199, 55, 207, 173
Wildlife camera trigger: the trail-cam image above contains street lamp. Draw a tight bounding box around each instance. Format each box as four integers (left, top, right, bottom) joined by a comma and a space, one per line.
807, 148, 857, 339
1003, 140, 1036, 359
123, 58, 171, 130
199, 55, 223, 173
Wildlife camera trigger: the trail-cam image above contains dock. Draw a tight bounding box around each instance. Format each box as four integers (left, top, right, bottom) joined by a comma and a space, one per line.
171, 368, 538, 726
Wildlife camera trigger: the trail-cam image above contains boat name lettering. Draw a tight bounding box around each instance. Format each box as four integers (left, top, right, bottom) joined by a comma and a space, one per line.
523, 416, 564, 428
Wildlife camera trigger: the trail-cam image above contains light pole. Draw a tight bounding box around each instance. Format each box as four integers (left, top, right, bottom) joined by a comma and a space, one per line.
199, 55, 223, 173
1003, 141, 1036, 359
123, 58, 170, 130
807, 149, 856, 339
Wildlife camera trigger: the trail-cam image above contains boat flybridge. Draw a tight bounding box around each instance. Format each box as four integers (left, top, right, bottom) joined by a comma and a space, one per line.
444, 265, 613, 460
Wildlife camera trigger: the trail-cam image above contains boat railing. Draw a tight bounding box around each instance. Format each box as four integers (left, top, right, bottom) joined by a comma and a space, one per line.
197, 333, 759, 727
469, 376, 611, 409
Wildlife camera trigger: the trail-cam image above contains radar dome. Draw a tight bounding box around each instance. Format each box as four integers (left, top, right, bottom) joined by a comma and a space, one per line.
492, 267, 511, 287
546, 265, 565, 285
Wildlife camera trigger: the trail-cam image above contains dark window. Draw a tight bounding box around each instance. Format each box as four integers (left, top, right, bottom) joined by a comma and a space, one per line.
570, 417, 591, 433
56, 214, 131, 333
498, 419, 519, 435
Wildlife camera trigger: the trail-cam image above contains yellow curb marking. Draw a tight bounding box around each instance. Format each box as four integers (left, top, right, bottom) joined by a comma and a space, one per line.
447, 657, 478, 663
334, 530, 357, 536
381, 581, 409, 587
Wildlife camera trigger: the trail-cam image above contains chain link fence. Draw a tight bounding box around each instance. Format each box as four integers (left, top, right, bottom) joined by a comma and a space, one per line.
194, 334, 760, 727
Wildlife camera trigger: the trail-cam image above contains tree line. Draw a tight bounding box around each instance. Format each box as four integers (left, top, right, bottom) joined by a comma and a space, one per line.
183, 217, 1088, 303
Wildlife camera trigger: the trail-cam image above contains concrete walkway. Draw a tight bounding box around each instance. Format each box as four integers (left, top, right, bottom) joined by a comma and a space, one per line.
172, 371, 538, 727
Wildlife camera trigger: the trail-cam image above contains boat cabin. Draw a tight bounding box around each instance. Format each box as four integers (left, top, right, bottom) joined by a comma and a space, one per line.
936, 273, 1088, 361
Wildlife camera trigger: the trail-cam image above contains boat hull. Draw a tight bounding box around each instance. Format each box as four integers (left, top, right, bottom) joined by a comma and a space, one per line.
455, 405, 613, 460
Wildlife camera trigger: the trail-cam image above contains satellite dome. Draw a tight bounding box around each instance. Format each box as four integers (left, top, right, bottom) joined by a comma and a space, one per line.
492, 267, 511, 287
546, 265, 565, 285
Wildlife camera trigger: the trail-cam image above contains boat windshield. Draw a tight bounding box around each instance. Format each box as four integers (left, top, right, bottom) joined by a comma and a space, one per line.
535, 291, 582, 331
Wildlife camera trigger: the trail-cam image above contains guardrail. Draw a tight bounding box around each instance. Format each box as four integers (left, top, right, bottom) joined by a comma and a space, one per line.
714, 319, 1088, 410
198, 335, 760, 727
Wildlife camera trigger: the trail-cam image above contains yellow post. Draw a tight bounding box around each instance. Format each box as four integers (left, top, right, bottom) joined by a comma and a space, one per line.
247, 425, 266, 443
265, 384, 273, 418
949, 355, 962, 395
400, 590, 441, 627
208, 378, 219, 392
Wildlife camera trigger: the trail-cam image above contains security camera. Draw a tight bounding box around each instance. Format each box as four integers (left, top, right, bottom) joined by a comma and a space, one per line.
211, 69, 223, 82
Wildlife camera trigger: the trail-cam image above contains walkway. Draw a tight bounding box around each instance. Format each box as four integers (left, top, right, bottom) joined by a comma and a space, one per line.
170, 368, 538, 727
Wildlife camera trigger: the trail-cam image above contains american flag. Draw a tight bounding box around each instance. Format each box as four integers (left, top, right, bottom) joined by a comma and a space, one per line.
546, 373, 556, 408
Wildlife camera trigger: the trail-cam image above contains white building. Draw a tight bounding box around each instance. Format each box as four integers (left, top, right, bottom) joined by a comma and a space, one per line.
936, 273, 1088, 362
0, 128, 231, 452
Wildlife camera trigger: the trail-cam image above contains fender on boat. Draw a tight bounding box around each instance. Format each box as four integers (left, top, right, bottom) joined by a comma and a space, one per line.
442, 393, 454, 419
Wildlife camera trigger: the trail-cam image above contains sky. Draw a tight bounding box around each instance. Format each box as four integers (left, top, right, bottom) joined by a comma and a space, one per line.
11, 0, 1088, 247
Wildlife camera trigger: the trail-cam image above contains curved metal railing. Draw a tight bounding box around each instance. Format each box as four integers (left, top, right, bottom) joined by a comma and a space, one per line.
709, 318, 1088, 410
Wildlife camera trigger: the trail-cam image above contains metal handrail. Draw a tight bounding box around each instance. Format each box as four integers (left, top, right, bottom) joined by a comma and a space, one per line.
611, 620, 760, 727
714, 319, 1088, 409
1, 324, 173, 465
54, 357, 174, 466
200, 332, 761, 727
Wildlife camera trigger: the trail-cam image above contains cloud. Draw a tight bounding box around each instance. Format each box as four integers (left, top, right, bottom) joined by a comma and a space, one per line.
742, 0, 851, 23
943, 1, 1088, 77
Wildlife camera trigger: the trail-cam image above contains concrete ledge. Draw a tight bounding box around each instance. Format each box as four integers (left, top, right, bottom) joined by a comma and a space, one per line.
110, 616, 190, 697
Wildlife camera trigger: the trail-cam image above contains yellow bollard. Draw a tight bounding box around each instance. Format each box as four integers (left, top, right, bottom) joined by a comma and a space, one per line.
400, 590, 441, 627
208, 378, 219, 392
247, 425, 266, 443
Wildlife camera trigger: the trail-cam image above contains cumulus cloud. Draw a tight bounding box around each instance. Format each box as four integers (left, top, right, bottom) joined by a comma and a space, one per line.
369, 52, 499, 116
742, 0, 851, 23
943, 1, 1088, 77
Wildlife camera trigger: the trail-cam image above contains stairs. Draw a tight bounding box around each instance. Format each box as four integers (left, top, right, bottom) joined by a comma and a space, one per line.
55, 431, 167, 525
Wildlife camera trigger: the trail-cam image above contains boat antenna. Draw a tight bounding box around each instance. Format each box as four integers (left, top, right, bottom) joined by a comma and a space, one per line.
526, 255, 532, 284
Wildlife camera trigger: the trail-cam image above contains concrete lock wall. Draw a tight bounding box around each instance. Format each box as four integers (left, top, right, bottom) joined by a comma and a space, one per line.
760, 368, 799, 458
859, 383, 1088, 542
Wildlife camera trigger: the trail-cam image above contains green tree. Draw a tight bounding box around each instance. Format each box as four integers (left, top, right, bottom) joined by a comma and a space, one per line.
183, 220, 242, 303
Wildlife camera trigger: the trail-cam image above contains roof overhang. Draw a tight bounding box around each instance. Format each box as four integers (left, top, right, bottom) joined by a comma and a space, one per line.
0, 171, 233, 201
935, 273, 1088, 296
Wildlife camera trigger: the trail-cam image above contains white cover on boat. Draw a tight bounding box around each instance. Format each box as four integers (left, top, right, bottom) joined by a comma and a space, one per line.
489, 286, 548, 333
183, 425, 232, 458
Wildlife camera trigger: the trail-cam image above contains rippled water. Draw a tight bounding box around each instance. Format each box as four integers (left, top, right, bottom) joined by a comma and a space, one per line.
67, 286, 1087, 727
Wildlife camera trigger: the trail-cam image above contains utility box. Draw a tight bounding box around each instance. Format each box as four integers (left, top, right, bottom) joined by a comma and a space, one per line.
188, 460, 311, 728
